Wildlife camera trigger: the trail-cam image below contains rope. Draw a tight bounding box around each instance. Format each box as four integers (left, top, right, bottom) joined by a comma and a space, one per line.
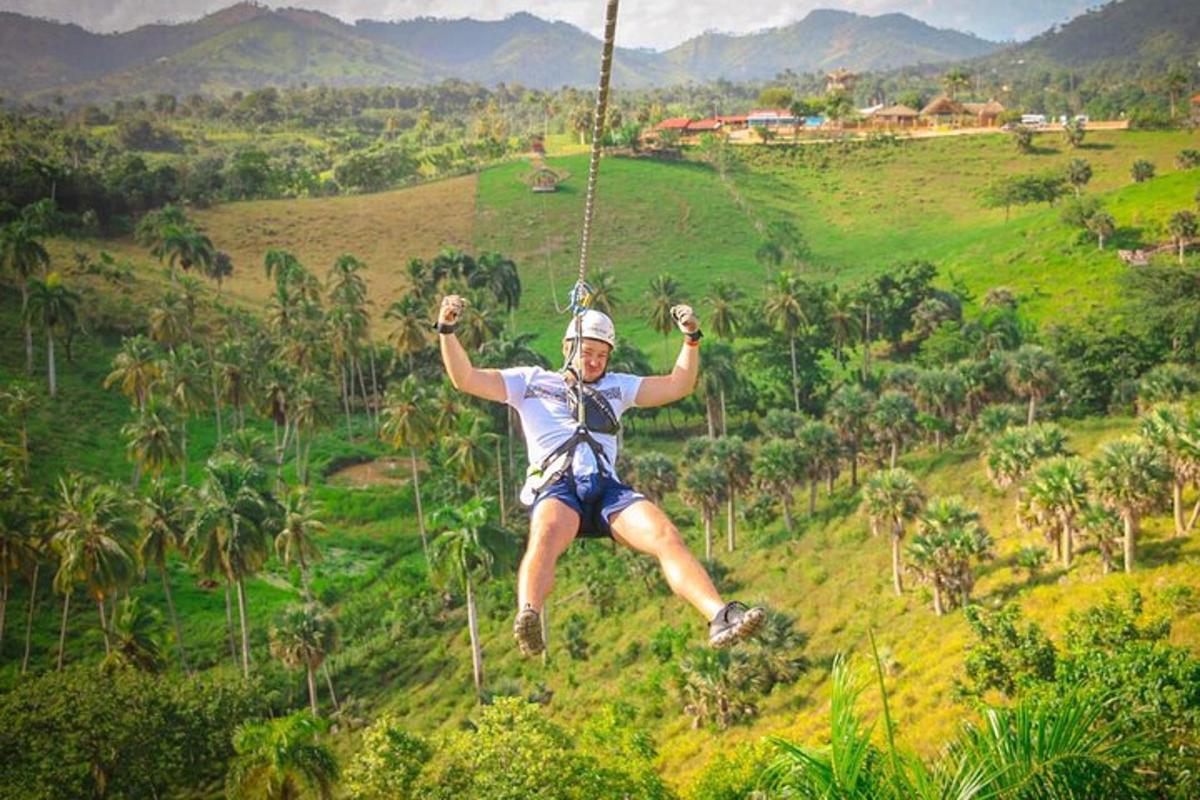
564, 0, 620, 427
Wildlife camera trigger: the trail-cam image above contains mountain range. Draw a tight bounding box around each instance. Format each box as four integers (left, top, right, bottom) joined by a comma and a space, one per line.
0, 3, 997, 101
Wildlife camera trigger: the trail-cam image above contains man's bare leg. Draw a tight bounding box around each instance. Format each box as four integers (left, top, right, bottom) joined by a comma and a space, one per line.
518, 497, 580, 612
608, 500, 725, 621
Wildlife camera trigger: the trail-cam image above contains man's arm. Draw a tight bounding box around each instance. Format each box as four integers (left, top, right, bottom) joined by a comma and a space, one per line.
437, 295, 507, 403
635, 305, 701, 408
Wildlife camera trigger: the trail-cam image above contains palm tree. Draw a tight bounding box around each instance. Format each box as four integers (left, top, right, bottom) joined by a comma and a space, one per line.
0, 220, 50, 373
1086, 211, 1116, 250
681, 462, 727, 561
148, 291, 189, 351
705, 279, 744, 342
1007, 345, 1059, 426
138, 479, 192, 671
156, 223, 215, 284
627, 452, 677, 505
444, 410, 495, 493
190, 454, 279, 677
270, 603, 337, 717
50, 474, 137, 658
1065, 158, 1092, 196
1079, 504, 1122, 575
588, 268, 620, 316
0, 468, 33, 663
158, 343, 206, 482
275, 488, 325, 598
942, 68, 971, 99
1139, 404, 1200, 536
1167, 210, 1198, 265
24, 273, 80, 398
797, 420, 839, 514
105, 335, 161, 414
475, 251, 522, 312
645, 273, 683, 365
825, 286, 861, 366
122, 399, 180, 488
712, 437, 750, 552
913, 368, 966, 449
870, 391, 917, 469
429, 498, 514, 702
861, 468, 925, 595
827, 384, 875, 487
699, 342, 738, 436
0, 381, 38, 479
1024, 456, 1089, 568
909, 497, 992, 614
218, 338, 252, 432
1090, 438, 1170, 573
763, 271, 811, 413
291, 374, 332, 486
384, 293, 429, 373
379, 379, 436, 566
754, 438, 800, 532
105, 595, 165, 673
226, 713, 339, 800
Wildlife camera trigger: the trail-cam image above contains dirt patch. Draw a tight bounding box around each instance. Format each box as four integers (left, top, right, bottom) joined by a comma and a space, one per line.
193, 174, 478, 307
327, 456, 424, 487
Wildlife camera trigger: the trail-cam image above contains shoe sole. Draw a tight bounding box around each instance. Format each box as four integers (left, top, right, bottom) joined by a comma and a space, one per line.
709, 606, 767, 650
513, 611, 545, 656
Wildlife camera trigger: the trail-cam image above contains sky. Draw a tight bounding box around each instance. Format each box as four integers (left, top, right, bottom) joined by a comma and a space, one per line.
0, 0, 1105, 50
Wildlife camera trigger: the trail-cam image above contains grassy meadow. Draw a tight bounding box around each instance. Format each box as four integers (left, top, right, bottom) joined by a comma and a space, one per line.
6, 126, 1200, 793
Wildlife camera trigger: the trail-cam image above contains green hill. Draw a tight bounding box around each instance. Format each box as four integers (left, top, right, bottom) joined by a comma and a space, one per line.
4, 127, 1200, 795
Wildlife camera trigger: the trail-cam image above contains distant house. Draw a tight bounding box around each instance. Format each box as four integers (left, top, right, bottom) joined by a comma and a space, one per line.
688, 118, 723, 134
872, 104, 919, 128
962, 99, 1006, 127
920, 95, 967, 126
747, 109, 799, 128
653, 117, 693, 133
716, 114, 749, 130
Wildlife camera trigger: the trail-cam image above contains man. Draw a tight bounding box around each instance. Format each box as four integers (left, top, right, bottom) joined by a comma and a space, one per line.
436, 294, 765, 656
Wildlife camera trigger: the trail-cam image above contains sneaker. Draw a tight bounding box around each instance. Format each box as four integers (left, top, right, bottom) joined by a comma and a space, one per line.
513, 605, 545, 656
708, 602, 766, 649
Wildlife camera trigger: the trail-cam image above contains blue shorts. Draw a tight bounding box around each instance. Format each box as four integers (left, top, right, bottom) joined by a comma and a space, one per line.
531, 472, 646, 539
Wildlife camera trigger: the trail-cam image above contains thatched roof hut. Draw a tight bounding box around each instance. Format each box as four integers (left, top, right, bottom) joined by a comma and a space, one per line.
962, 99, 1006, 126
920, 95, 965, 118
872, 104, 919, 127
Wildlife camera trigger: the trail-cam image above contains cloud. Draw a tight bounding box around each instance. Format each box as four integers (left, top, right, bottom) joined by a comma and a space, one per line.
0, 0, 1103, 49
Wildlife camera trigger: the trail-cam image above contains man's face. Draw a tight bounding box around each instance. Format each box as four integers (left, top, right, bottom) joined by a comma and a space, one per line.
564, 338, 611, 382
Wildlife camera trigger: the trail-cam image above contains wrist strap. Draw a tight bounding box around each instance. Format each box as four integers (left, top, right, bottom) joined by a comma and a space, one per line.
684, 329, 703, 343
434, 321, 458, 334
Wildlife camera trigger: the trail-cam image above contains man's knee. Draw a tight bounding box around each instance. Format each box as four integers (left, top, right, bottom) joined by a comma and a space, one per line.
644, 520, 687, 558
528, 519, 577, 557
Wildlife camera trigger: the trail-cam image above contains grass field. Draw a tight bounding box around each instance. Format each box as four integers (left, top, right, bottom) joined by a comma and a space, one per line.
7, 127, 1200, 793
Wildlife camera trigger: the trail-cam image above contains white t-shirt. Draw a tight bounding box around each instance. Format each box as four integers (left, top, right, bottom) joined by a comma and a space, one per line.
500, 367, 643, 479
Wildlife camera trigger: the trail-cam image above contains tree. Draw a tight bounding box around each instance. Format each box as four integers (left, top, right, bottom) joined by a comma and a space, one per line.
270, 603, 337, 717
138, 479, 191, 671
1086, 211, 1116, 250
105, 595, 165, 673
429, 498, 514, 703
681, 462, 727, 561
588, 268, 620, 316
1007, 345, 1059, 425
1090, 438, 1170, 573
1024, 456, 1089, 568
0, 382, 38, 478
226, 713, 338, 800
122, 399, 180, 488
50, 474, 137, 659
712, 437, 750, 552
0, 220, 50, 373
384, 293, 429, 372
705, 279, 744, 343
1130, 159, 1155, 183
158, 343, 206, 482
627, 452, 677, 505
942, 68, 971, 99
826, 385, 874, 488
753, 439, 801, 533
23, 273, 79, 398
645, 273, 683, 365
1079, 504, 1122, 575
155, 224, 215, 284
275, 488, 325, 598
797, 420, 838, 514
1064, 157, 1092, 195
1140, 404, 1200, 536
190, 454, 279, 677
1062, 118, 1086, 148
869, 391, 917, 468
105, 335, 162, 414
763, 272, 812, 413
908, 497, 992, 614
1011, 126, 1034, 154
861, 468, 925, 596
1167, 210, 1198, 264
342, 715, 431, 799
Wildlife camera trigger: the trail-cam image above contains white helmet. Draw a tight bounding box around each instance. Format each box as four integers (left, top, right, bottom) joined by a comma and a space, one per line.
563, 309, 616, 348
